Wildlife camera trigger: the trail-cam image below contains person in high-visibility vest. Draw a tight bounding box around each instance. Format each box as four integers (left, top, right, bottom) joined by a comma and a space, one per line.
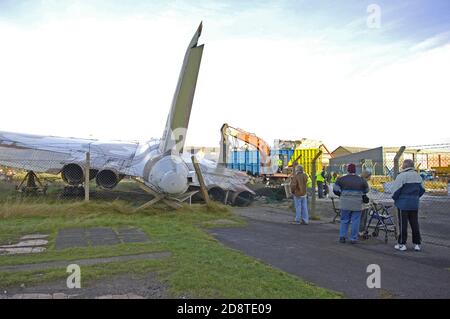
306, 174, 312, 188
277, 158, 283, 173
306, 173, 313, 198
330, 172, 338, 183
316, 169, 325, 198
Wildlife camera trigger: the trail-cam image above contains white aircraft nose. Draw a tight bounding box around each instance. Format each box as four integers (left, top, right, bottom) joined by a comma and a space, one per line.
148, 155, 189, 195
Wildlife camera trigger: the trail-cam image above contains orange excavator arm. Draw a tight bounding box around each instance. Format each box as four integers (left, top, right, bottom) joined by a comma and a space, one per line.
220, 123, 271, 166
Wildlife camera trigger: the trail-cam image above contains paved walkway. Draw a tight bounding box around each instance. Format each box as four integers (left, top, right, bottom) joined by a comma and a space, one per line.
209, 207, 450, 298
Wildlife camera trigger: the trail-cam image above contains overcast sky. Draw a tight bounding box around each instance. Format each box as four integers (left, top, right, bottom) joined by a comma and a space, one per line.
0, 0, 449, 151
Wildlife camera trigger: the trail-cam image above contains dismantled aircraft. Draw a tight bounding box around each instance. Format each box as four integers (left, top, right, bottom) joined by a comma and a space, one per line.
0, 23, 255, 206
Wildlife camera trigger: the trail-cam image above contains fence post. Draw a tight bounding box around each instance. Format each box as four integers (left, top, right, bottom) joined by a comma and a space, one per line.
85, 152, 90, 202
191, 155, 211, 206
310, 150, 323, 218
393, 146, 406, 179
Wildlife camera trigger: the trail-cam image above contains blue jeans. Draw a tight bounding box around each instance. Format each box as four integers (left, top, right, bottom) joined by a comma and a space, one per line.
294, 196, 309, 223
340, 210, 361, 241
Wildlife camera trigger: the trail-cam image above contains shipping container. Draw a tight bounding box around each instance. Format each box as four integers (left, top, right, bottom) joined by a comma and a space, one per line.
227, 149, 297, 176
288, 148, 323, 176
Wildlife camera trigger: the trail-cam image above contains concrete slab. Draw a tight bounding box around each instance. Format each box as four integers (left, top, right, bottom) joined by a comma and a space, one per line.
87, 228, 117, 239
20, 234, 49, 240
55, 238, 89, 250
0, 247, 35, 255
89, 237, 121, 246
57, 228, 86, 237
55, 227, 150, 250
0, 239, 48, 248
0, 234, 49, 255
117, 228, 147, 235
120, 236, 150, 243
117, 228, 150, 243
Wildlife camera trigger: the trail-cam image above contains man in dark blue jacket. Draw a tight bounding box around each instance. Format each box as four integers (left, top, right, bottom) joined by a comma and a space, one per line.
391, 159, 425, 252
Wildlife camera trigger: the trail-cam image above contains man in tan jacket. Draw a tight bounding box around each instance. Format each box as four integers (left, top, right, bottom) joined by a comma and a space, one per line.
290, 164, 309, 225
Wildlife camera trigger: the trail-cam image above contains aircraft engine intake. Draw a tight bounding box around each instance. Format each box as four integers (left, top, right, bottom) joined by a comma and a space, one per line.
61, 164, 84, 185
208, 186, 226, 203
230, 190, 254, 207
96, 169, 120, 189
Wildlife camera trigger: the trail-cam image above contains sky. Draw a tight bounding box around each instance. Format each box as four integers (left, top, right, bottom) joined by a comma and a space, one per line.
0, 0, 449, 151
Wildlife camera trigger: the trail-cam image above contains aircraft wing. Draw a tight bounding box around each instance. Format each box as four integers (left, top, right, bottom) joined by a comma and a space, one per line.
0, 131, 139, 175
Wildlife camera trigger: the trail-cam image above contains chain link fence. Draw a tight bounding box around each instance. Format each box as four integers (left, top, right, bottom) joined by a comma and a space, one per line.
0, 154, 155, 207
323, 145, 450, 245
326, 145, 449, 203
1, 145, 449, 213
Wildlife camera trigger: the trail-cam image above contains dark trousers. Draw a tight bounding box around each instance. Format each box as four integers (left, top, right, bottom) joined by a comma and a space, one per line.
397, 209, 421, 245
317, 181, 324, 198
323, 182, 328, 196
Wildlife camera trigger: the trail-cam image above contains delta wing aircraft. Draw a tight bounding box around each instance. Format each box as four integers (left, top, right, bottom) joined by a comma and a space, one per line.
0, 23, 255, 206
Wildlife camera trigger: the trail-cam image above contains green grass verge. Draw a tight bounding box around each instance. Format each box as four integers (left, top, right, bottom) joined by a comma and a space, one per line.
0, 200, 341, 298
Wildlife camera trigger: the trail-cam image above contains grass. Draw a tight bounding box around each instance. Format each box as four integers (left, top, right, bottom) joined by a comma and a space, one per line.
0, 199, 341, 298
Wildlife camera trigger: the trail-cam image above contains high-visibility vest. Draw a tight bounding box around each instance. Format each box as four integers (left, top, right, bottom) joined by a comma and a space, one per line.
307, 175, 312, 188
316, 171, 325, 183
331, 175, 338, 183
278, 159, 283, 166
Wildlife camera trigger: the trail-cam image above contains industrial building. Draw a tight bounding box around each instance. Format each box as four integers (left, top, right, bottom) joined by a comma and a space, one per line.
329, 146, 450, 176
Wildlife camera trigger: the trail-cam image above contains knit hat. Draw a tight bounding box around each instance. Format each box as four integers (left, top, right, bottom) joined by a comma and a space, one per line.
347, 163, 356, 174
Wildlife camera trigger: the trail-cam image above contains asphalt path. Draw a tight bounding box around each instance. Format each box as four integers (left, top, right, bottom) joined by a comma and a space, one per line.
210, 204, 450, 298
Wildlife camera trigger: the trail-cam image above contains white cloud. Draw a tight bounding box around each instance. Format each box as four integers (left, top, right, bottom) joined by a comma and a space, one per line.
409, 31, 450, 52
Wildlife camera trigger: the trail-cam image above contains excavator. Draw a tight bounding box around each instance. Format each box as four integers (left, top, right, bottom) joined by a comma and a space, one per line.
219, 123, 271, 167
219, 123, 290, 179
219, 123, 294, 201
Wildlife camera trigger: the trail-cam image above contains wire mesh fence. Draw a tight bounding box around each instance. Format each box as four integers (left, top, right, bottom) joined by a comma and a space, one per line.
0, 154, 154, 207
0, 145, 449, 214
326, 145, 449, 201
323, 145, 450, 243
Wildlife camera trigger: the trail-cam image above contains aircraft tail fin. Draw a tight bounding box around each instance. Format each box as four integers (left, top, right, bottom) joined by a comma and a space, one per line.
159, 22, 204, 154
